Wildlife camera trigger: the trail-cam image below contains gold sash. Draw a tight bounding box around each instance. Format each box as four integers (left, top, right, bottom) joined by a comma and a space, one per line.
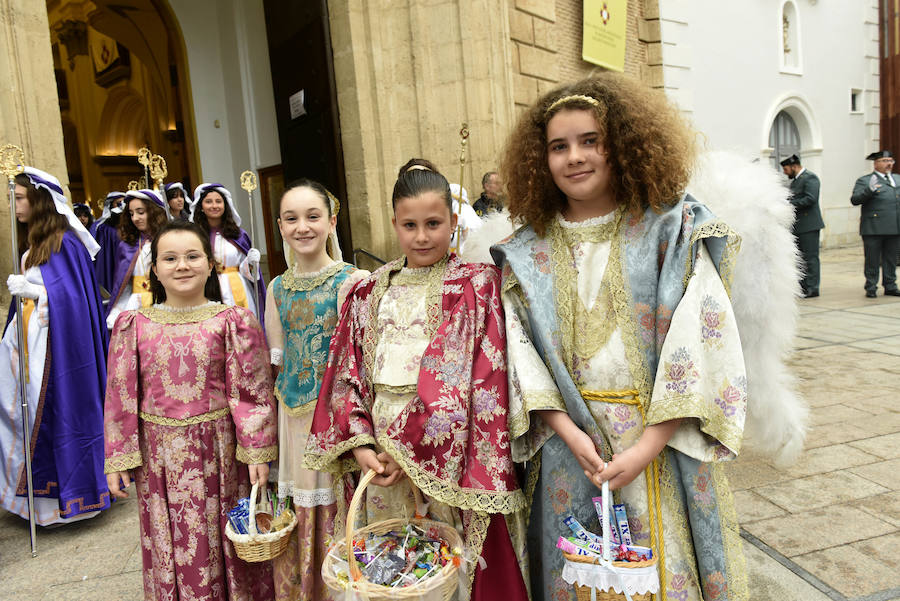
219, 266, 248, 309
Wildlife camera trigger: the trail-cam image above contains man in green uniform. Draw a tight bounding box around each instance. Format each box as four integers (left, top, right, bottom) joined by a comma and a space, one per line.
850, 150, 900, 297
782, 154, 824, 297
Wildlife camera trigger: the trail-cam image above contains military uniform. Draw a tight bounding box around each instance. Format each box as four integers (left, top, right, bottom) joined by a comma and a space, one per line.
850, 168, 900, 296
789, 168, 825, 296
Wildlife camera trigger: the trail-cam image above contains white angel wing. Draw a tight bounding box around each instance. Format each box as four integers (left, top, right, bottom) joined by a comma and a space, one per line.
460, 210, 516, 264
688, 150, 807, 465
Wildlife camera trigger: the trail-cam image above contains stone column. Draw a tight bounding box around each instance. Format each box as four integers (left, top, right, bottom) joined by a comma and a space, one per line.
0, 0, 67, 306
328, 0, 514, 261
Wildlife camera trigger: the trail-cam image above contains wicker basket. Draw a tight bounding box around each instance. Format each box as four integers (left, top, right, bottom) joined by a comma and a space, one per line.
321, 469, 464, 601
564, 552, 657, 601
560, 481, 659, 601
224, 481, 297, 562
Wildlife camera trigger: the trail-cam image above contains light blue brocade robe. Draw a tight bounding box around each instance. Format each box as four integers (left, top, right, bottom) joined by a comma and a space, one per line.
491, 198, 749, 601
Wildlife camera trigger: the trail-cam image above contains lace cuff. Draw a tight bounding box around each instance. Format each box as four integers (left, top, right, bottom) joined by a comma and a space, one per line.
104, 451, 142, 473
236, 444, 278, 464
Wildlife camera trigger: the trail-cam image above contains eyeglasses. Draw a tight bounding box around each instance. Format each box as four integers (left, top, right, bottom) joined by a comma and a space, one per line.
156, 253, 209, 267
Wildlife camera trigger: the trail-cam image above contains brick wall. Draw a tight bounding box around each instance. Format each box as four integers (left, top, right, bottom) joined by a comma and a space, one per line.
510, 0, 648, 113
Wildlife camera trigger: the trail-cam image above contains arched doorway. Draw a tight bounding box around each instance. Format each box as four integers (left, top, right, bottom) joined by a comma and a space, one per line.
47, 0, 198, 214
769, 110, 801, 169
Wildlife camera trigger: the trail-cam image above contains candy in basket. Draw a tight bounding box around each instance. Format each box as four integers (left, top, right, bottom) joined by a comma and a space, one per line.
559, 481, 659, 601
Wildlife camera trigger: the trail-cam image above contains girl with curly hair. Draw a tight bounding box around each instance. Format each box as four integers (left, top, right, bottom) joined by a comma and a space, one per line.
493, 73, 749, 600
190, 183, 266, 325
1, 168, 109, 525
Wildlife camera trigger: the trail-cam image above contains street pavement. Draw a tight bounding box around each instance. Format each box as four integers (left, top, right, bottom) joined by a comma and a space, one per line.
0, 244, 898, 600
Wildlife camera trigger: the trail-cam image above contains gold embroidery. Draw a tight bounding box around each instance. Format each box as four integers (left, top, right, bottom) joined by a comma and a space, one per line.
280, 396, 317, 417
281, 261, 350, 291
139, 407, 229, 426
362, 256, 449, 381
139, 302, 228, 324
373, 383, 419, 395
712, 462, 750, 600
645, 392, 743, 456
685, 221, 742, 298
549, 212, 624, 375
236, 444, 278, 464
508, 390, 566, 439
302, 433, 376, 474
375, 433, 527, 515
104, 450, 142, 473
464, 511, 492, 590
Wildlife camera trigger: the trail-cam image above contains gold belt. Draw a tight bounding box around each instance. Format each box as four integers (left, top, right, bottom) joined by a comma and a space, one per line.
581, 388, 664, 600
139, 407, 229, 426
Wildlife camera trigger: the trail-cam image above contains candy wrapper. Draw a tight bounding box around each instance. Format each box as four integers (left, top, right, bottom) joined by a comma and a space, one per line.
329, 523, 461, 589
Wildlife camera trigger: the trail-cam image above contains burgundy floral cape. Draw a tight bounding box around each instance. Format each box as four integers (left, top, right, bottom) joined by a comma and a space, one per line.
304, 255, 524, 517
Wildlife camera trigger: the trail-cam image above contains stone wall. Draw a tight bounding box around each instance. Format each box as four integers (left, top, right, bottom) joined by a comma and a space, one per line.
328, 0, 516, 262
0, 0, 68, 307
510, 0, 648, 115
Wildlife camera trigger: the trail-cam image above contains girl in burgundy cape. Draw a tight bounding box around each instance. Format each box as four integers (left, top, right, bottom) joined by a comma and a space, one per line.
303, 160, 530, 600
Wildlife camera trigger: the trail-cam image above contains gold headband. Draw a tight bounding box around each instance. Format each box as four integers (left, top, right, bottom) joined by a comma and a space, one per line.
325, 190, 340, 216
545, 94, 601, 116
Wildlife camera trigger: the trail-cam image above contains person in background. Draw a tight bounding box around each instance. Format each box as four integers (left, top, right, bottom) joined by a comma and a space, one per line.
0, 167, 109, 526
164, 182, 190, 220
781, 154, 824, 298
473, 170, 504, 216
107, 190, 169, 329
850, 150, 900, 297
91, 192, 125, 296
73, 202, 95, 229
190, 183, 266, 323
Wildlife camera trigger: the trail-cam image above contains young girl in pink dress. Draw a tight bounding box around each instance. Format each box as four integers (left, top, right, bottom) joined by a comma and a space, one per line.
104, 220, 277, 600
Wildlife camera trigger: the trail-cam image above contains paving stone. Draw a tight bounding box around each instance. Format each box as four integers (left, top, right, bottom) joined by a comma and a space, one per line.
848, 458, 900, 490
742, 541, 832, 601
857, 491, 900, 527
808, 404, 875, 426
850, 411, 900, 436
743, 505, 895, 557
792, 532, 900, 597
39, 570, 144, 601
753, 470, 888, 513
721, 460, 791, 491
780, 443, 880, 478
802, 422, 870, 449
733, 490, 787, 523
848, 432, 900, 459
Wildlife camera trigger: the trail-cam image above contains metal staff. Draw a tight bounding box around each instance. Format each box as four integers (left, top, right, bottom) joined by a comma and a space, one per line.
239, 170, 261, 321
0, 144, 37, 557
137, 147, 152, 189
452, 123, 469, 255
149, 154, 168, 218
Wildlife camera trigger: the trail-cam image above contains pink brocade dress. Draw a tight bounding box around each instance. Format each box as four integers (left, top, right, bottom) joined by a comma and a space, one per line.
103, 302, 278, 601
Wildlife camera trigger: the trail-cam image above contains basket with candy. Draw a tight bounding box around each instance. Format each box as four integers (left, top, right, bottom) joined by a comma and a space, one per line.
224, 481, 297, 562
322, 469, 464, 601
559, 481, 659, 601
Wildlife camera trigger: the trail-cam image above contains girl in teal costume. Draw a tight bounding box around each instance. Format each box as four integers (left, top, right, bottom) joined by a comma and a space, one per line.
492, 74, 749, 601
264, 180, 368, 601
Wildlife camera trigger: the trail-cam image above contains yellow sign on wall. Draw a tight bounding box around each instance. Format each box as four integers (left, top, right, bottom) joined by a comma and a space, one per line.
583, 0, 628, 72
